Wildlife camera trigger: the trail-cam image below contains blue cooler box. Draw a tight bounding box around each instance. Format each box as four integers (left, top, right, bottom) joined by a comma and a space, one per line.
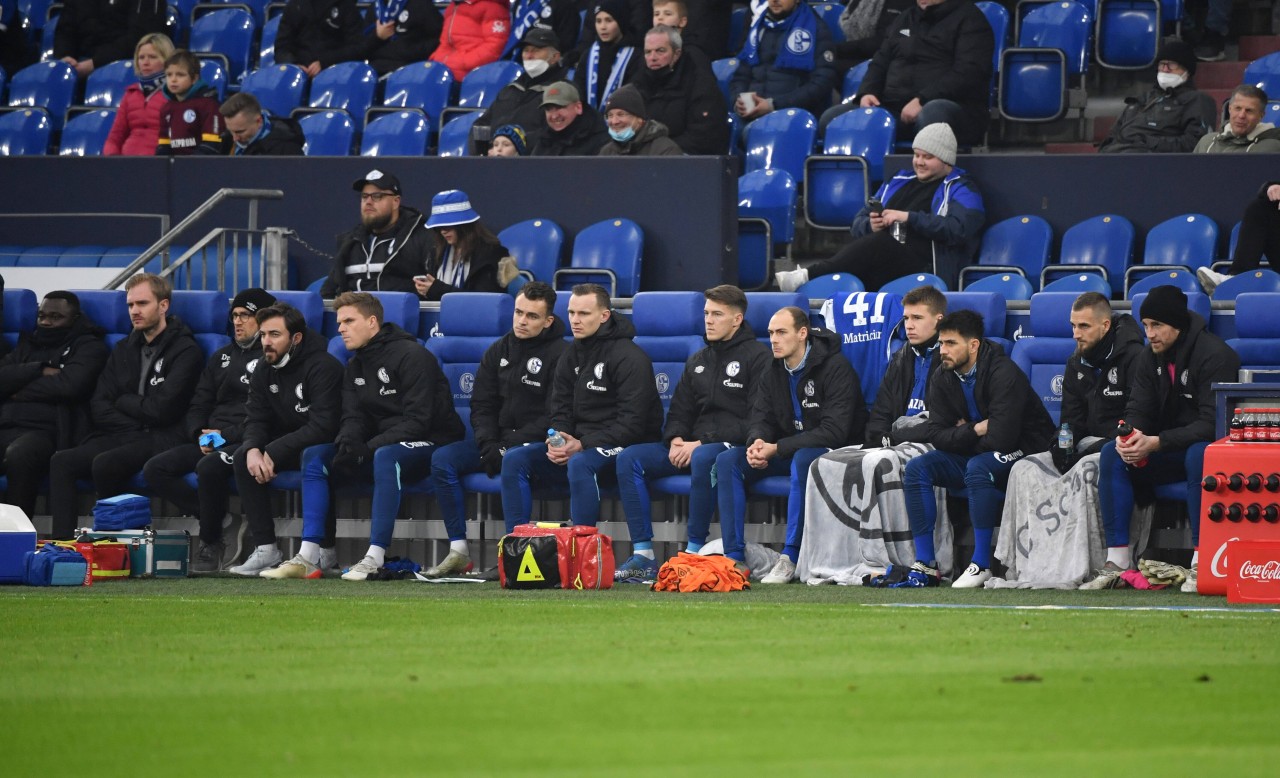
0, 504, 37, 583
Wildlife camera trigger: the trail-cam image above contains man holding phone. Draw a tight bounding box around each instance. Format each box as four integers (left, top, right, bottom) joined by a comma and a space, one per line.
775, 123, 984, 292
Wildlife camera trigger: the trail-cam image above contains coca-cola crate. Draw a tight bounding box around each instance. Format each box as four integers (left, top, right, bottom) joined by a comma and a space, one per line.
1227, 540, 1280, 604
1198, 439, 1280, 595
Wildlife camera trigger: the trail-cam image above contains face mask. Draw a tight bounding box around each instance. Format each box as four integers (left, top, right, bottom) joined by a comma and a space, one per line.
609, 126, 636, 143
523, 58, 549, 78
1157, 72, 1186, 90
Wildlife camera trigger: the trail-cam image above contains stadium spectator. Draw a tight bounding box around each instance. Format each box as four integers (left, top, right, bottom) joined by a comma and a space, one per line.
833, 0, 911, 73
573, 0, 642, 112
103, 33, 174, 156
47, 274, 203, 539
614, 285, 771, 581
321, 169, 432, 297
729, 0, 838, 120
54, 0, 167, 78
530, 81, 611, 155
504, 0, 581, 61
414, 189, 509, 300
630, 25, 729, 155
1192, 0, 1229, 62
775, 123, 984, 292
500, 283, 664, 533
894, 310, 1054, 588
262, 293, 463, 581
471, 25, 569, 154
598, 84, 682, 155
429, 0, 511, 82
1197, 181, 1280, 293
0, 292, 109, 522
654, 0, 732, 61
718, 306, 864, 583
1098, 39, 1216, 154
1083, 286, 1239, 593
1193, 85, 1280, 153
156, 50, 224, 156
359, 0, 445, 75
219, 93, 306, 156
430, 282, 567, 580
487, 124, 528, 156
274, 0, 365, 77
835, 0, 992, 144
142, 289, 275, 574
229, 303, 343, 576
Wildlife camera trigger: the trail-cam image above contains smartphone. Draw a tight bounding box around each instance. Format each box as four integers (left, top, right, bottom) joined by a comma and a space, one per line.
413, 275, 429, 282
867, 198, 883, 214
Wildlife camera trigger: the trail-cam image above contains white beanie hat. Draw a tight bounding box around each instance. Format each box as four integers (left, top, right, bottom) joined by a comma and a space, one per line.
912, 122, 958, 167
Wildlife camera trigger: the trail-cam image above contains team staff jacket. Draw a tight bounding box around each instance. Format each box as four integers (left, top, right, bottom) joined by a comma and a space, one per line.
471, 316, 567, 452
275, 0, 366, 68
923, 339, 1055, 457
662, 321, 772, 446
748, 328, 865, 457
320, 206, 433, 296
184, 338, 264, 444
865, 336, 939, 447
337, 323, 464, 450
0, 314, 109, 443
421, 241, 508, 300
1061, 313, 1144, 445
1122, 312, 1240, 452
89, 316, 203, 446
548, 314, 663, 450
241, 328, 344, 464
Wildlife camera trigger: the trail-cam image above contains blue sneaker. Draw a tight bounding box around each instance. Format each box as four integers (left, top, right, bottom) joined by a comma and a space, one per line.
887, 561, 940, 588
866, 563, 909, 588
614, 554, 659, 583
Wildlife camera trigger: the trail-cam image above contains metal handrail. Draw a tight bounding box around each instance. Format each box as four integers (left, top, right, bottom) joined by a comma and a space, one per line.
103, 188, 283, 290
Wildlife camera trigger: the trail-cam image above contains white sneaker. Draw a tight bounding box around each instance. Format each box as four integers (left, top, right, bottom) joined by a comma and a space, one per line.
260, 553, 321, 579
952, 562, 992, 589
1180, 564, 1199, 594
1196, 266, 1229, 294
760, 555, 796, 584
229, 545, 282, 577
1079, 561, 1126, 590
318, 547, 339, 574
775, 267, 809, 293
424, 550, 473, 578
341, 555, 381, 581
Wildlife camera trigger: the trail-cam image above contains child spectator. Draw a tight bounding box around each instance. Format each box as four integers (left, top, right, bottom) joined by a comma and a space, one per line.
156, 50, 224, 155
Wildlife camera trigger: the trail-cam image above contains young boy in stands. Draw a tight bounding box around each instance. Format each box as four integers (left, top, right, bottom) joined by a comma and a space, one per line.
156, 49, 224, 155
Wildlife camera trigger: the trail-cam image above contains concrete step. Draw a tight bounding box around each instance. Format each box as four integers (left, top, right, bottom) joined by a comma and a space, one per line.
1044, 142, 1097, 153
1196, 60, 1250, 89
1239, 35, 1280, 62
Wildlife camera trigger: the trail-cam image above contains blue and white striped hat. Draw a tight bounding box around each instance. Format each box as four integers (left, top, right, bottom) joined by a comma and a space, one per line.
426, 189, 481, 228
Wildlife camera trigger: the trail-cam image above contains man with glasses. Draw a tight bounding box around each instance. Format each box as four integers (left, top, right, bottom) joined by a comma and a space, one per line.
319, 169, 434, 297
1098, 39, 1216, 154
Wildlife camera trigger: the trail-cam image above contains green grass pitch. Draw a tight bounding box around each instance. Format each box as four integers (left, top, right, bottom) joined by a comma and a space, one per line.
3, 580, 1278, 777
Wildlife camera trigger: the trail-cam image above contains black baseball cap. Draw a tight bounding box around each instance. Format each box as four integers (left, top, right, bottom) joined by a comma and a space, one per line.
352, 169, 402, 195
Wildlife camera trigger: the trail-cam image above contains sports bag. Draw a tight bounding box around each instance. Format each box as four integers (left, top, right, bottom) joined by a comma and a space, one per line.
499, 523, 615, 590
23, 543, 90, 586
92, 494, 151, 531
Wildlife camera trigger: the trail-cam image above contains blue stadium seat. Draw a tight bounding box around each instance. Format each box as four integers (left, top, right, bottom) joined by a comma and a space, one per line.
554, 218, 644, 298
881, 272, 948, 296
960, 214, 1053, 289
266, 289, 324, 331
73, 289, 130, 335
371, 291, 420, 332
38, 13, 57, 62
56, 245, 107, 267
841, 60, 870, 101
976, 1, 1010, 76
59, 109, 115, 156
1040, 272, 1111, 295
301, 61, 376, 126
497, 218, 564, 285
239, 64, 308, 119
374, 61, 455, 132
17, 245, 61, 265
436, 111, 479, 157
737, 169, 796, 290
1227, 293, 1280, 370
964, 272, 1035, 301
796, 272, 865, 299
362, 110, 429, 156
3, 288, 37, 338
1212, 269, 1280, 302
1095, 0, 1160, 70
0, 108, 51, 155
1123, 213, 1218, 294
258, 14, 280, 67
711, 57, 737, 103
811, 2, 845, 41
6, 60, 76, 130
437, 361, 477, 408
945, 291, 1007, 336
1245, 51, 1280, 97
189, 9, 256, 82
632, 292, 703, 411
744, 291, 806, 343
16, 0, 53, 32
327, 334, 352, 364
0, 65, 6, 104
194, 0, 270, 27
802, 106, 895, 230
1044, 214, 1134, 295
744, 107, 817, 183
1125, 268, 1200, 298
82, 60, 137, 108
455, 60, 521, 110
728, 6, 748, 53
200, 59, 228, 101
427, 292, 513, 365
299, 110, 354, 156
998, 1, 1091, 122
0, 246, 23, 266
1011, 292, 1078, 422
170, 289, 228, 334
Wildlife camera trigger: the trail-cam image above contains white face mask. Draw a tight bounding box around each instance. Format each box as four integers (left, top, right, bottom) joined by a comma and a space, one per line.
523, 58, 550, 78
1157, 72, 1186, 90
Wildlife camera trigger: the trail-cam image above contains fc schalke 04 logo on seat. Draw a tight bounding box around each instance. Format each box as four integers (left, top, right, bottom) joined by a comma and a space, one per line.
787, 29, 813, 55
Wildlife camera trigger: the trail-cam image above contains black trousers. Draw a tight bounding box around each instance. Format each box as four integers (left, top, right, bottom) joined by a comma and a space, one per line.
232, 444, 306, 548
807, 228, 929, 292
48, 435, 164, 539
143, 443, 236, 545
1228, 194, 1280, 275
0, 427, 56, 520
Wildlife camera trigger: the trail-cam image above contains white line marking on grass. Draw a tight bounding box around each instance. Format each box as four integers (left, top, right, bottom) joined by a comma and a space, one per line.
863, 603, 1280, 614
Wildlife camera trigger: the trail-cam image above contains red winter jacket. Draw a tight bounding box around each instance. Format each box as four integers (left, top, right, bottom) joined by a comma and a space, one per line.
429, 0, 510, 81
104, 82, 167, 156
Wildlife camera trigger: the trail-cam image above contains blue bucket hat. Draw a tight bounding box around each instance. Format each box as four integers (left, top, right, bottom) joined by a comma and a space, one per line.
426, 189, 481, 228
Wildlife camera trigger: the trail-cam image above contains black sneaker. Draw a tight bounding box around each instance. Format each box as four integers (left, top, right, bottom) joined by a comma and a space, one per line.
1195, 31, 1225, 62
191, 541, 225, 574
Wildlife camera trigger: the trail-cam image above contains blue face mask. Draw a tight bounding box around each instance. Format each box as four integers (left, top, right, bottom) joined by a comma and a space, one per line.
608, 126, 636, 143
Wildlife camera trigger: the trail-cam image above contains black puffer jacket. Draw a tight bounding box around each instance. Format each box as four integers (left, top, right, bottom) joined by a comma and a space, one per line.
274, 0, 366, 68
0, 314, 109, 445
321, 205, 433, 296
236, 116, 306, 156
865, 336, 939, 447
663, 321, 772, 446
241, 328, 344, 464
422, 240, 508, 300
361, 0, 444, 74
90, 316, 204, 447
1061, 314, 1145, 445
473, 63, 570, 152
338, 323, 464, 450
185, 337, 263, 443
631, 47, 729, 155
531, 105, 610, 156
472, 316, 568, 452
548, 314, 663, 449
1098, 82, 1217, 153
748, 328, 865, 457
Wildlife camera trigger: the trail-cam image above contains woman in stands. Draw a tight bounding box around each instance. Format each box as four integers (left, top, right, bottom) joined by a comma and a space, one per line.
413, 190, 509, 300
103, 33, 175, 156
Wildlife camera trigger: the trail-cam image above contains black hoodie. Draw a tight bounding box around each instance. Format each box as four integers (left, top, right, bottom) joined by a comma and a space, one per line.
749, 328, 865, 457
472, 315, 569, 452
1061, 313, 1145, 446
321, 205, 434, 297
548, 313, 663, 449
663, 321, 772, 446
241, 328, 344, 465
0, 313, 110, 445
184, 336, 264, 444
338, 323, 464, 450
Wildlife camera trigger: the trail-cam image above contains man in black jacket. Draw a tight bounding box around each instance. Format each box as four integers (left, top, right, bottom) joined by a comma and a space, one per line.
729, 0, 838, 120
142, 288, 276, 573
360, 0, 444, 75
274, 0, 365, 77
718, 306, 864, 582
0, 292, 109, 521
1085, 286, 1240, 592
54, 0, 166, 78
229, 303, 343, 576
631, 25, 728, 155
429, 282, 567, 577
47, 274, 203, 539
220, 93, 306, 156
897, 310, 1055, 588
864, 286, 944, 448
530, 81, 610, 156
320, 169, 433, 297
501, 283, 663, 529
615, 285, 771, 581
472, 25, 571, 154
1097, 39, 1216, 154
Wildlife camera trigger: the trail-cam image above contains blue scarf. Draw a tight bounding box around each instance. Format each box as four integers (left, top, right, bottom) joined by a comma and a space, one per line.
956, 358, 980, 422
584, 42, 634, 109
740, 3, 820, 72
138, 70, 165, 97
504, 0, 552, 58
785, 343, 812, 430
376, 0, 406, 24
234, 114, 272, 156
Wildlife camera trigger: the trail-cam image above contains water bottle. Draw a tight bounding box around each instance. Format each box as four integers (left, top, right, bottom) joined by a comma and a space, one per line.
891, 221, 906, 244
1057, 422, 1073, 456
547, 428, 565, 448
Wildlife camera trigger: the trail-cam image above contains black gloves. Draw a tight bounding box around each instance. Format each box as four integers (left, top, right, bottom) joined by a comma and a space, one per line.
481, 444, 503, 478
331, 441, 372, 478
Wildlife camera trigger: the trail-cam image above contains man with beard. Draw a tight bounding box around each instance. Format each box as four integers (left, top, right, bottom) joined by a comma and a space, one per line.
319, 169, 434, 296
729, 0, 838, 120
530, 81, 610, 156
0, 292, 109, 521
142, 288, 276, 573
630, 25, 728, 155
473, 25, 571, 153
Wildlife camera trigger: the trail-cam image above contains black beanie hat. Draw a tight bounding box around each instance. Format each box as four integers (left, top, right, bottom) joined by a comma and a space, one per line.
230, 288, 277, 316
594, 0, 633, 36
1157, 38, 1196, 77
605, 84, 646, 120
1139, 285, 1191, 331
